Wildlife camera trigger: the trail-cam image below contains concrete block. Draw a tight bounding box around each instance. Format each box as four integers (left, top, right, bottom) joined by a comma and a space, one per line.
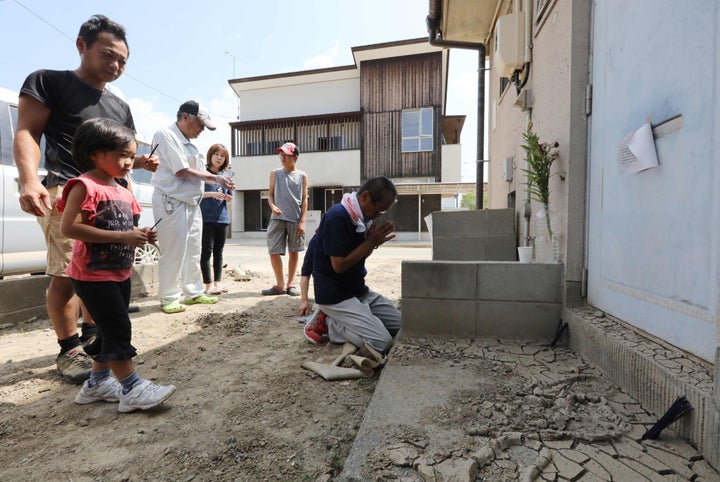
477, 301, 560, 340
432, 236, 487, 261
478, 262, 562, 302
432, 210, 486, 237
401, 297, 476, 337
486, 235, 517, 261
0, 275, 50, 324
130, 263, 159, 297
402, 261, 476, 300
486, 208, 515, 235
431, 209, 516, 262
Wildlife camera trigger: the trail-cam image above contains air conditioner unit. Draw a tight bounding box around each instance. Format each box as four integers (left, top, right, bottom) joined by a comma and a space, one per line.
494, 12, 525, 78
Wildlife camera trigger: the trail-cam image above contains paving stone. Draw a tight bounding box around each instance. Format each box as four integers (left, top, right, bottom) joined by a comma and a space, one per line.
612, 440, 648, 458
621, 457, 663, 481
544, 440, 574, 450
645, 445, 695, 479
691, 459, 720, 481
559, 449, 590, 464
521, 345, 544, 356
595, 444, 617, 458
627, 423, 649, 440
525, 439, 544, 451
539, 460, 559, 479
549, 450, 584, 480
594, 448, 649, 480
644, 437, 705, 461
432, 458, 478, 482
576, 472, 605, 481
581, 459, 612, 481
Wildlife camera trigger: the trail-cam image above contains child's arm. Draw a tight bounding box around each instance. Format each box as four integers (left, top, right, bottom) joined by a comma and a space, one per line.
60, 183, 149, 248
268, 170, 281, 215
297, 173, 309, 236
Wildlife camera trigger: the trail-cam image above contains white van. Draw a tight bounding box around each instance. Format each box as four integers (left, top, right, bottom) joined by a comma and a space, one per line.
0, 87, 47, 277
0, 88, 158, 276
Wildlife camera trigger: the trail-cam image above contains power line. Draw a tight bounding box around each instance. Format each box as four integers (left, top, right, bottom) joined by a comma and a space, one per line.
11, 0, 185, 108
13, 0, 74, 41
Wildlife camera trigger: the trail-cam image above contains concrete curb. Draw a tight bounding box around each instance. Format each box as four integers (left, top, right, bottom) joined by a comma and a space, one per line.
0, 264, 158, 326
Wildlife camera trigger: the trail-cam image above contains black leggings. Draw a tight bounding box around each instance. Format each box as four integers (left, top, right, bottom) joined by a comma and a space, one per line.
201, 222, 228, 283
70, 278, 136, 362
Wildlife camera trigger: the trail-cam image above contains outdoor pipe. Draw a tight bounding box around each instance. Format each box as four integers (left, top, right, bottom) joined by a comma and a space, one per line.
426, 10, 486, 209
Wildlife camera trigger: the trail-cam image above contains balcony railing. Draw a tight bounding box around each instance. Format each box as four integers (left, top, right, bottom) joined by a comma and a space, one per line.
230, 112, 361, 157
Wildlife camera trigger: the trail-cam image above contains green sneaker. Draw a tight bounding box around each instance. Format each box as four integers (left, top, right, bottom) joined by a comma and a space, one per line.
185, 293, 218, 305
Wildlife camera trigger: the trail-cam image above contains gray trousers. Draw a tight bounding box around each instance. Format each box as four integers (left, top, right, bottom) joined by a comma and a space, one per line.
318, 290, 401, 354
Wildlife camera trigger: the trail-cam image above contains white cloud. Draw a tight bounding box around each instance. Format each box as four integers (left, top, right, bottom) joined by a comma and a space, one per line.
197, 85, 239, 156
303, 44, 342, 69
127, 85, 238, 158
126, 97, 174, 145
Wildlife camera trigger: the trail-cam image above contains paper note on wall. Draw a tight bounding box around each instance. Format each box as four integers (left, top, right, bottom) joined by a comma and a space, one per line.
617, 122, 659, 174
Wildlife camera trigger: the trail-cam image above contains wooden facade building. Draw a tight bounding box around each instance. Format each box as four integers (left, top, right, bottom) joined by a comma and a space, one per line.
227, 38, 474, 239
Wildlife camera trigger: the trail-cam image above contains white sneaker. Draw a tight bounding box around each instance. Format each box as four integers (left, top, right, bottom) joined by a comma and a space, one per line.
118, 379, 176, 413
75, 377, 122, 404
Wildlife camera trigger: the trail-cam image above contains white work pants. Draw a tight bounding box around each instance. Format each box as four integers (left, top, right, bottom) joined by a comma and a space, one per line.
153, 191, 204, 305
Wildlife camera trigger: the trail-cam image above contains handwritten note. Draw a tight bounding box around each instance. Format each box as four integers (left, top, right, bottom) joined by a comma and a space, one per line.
617, 122, 659, 174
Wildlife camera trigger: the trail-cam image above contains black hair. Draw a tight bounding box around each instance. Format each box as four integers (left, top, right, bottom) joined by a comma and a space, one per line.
72, 118, 136, 172
78, 15, 128, 51
358, 176, 397, 204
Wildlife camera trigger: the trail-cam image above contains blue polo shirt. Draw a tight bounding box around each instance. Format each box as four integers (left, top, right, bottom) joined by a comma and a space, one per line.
312, 204, 368, 304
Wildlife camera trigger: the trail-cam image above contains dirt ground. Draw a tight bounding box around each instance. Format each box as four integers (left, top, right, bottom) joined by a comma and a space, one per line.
0, 249, 411, 482
4, 245, 716, 482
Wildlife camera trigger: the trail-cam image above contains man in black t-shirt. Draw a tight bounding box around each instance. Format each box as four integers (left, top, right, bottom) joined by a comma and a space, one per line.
13, 15, 158, 385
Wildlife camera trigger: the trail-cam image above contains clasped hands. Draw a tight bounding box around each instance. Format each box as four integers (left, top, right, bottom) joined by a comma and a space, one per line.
366, 221, 396, 249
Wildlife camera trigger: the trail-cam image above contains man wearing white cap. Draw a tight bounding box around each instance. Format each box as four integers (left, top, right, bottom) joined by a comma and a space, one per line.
262, 142, 308, 296
151, 101, 236, 314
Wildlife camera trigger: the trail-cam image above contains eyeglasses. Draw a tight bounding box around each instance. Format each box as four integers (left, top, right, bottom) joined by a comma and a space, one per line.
373, 198, 396, 215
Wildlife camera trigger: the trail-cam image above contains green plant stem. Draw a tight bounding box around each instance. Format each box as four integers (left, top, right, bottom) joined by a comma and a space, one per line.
543, 205, 553, 239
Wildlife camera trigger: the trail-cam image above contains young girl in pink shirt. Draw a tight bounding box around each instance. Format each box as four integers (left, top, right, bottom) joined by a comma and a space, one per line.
59, 117, 175, 412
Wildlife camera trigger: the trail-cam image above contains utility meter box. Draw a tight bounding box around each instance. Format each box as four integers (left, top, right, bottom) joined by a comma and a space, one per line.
494, 12, 525, 77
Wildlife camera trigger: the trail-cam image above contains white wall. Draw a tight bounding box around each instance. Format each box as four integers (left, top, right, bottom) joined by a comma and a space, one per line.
441, 144, 462, 182
230, 150, 361, 191
586, 0, 720, 361
239, 78, 360, 121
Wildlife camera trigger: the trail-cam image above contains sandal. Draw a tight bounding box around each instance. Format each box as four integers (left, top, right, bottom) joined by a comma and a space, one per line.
161, 301, 186, 314
207, 286, 223, 295
286, 286, 300, 296
261, 285, 284, 296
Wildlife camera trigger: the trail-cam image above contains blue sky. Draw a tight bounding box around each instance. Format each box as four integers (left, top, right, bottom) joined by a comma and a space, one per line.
0, 0, 481, 181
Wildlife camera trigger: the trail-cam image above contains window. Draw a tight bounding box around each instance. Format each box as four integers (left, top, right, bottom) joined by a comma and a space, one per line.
246, 142, 262, 156
318, 136, 344, 151
265, 140, 284, 154
401, 107, 433, 152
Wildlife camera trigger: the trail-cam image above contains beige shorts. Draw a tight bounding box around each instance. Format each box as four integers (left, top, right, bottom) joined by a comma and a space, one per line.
38, 184, 73, 277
